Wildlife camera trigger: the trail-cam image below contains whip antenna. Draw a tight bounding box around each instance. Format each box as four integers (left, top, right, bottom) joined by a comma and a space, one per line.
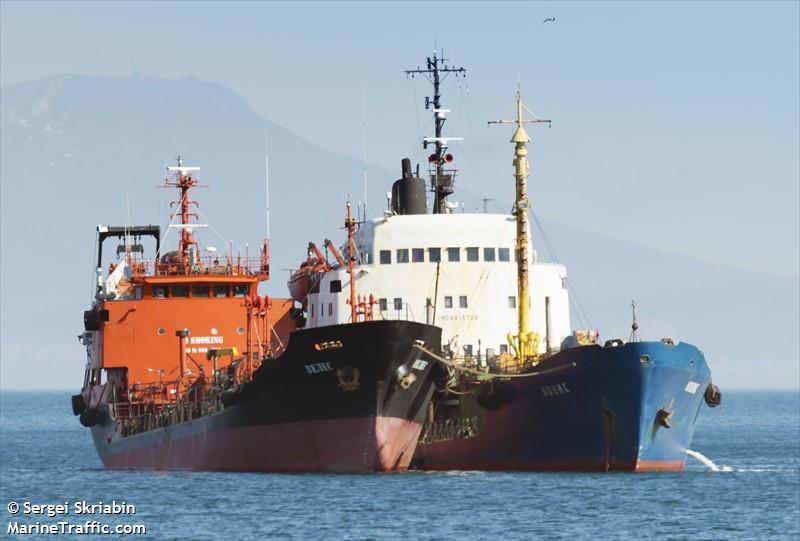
362, 85, 368, 217
265, 123, 271, 240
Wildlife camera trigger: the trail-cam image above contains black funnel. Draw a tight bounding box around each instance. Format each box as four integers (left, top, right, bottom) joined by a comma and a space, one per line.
392, 159, 427, 215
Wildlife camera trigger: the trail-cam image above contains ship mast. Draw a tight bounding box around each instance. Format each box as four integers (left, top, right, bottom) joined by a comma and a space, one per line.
489, 92, 550, 360
165, 157, 204, 273
345, 201, 358, 322
405, 50, 465, 214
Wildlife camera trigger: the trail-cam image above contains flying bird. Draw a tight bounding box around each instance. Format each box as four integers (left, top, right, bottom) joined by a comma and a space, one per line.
542, 17, 556, 23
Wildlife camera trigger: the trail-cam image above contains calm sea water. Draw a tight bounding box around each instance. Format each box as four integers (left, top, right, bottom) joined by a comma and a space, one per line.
1, 391, 798, 540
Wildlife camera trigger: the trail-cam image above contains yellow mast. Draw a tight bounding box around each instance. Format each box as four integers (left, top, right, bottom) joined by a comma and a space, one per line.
489, 92, 550, 362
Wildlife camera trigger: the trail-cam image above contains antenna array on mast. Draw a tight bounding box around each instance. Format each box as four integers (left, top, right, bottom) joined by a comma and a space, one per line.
405, 50, 466, 214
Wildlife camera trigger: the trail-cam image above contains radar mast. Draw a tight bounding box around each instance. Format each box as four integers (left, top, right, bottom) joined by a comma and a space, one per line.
164, 156, 205, 272
405, 50, 466, 214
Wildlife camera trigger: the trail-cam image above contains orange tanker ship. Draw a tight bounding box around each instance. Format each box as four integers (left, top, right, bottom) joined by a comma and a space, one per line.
72, 159, 441, 472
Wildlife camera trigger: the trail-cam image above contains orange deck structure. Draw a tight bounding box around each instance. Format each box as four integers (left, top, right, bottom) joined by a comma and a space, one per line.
73, 158, 442, 472
78, 159, 296, 419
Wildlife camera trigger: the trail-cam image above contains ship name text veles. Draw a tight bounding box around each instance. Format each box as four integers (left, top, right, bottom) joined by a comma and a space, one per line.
412, 359, 429, 370
305, 361, 334, 374
540, 382, 570, 397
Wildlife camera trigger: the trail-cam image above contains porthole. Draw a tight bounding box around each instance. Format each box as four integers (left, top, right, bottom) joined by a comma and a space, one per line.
236, 326, 245, 335
157, 328, 166, 336
211, 327, 219, 335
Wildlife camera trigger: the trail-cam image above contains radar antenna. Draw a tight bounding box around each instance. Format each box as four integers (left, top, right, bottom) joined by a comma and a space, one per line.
163, 156, 206, 272
405, 50, 466, 214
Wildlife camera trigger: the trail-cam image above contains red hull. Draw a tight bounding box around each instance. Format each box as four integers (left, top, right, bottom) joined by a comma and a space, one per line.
98, 416, 422, 472
415, 457, 686, 472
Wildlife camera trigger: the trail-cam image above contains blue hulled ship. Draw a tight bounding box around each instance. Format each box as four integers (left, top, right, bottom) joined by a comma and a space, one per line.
413, 339, 719, 471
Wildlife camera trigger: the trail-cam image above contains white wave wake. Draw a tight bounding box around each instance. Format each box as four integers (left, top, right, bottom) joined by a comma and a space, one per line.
686, 449, 733, 472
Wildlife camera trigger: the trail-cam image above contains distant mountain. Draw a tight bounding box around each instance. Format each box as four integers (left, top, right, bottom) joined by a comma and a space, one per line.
1, 74, 796, 389
531, 221, 799, 389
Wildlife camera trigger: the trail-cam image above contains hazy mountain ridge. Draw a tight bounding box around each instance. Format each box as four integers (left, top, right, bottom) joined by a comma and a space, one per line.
1, 74, 796, 389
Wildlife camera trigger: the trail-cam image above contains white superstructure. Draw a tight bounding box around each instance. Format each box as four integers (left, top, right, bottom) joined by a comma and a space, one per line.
303, 212, 571, 360
295, 51, 576, 364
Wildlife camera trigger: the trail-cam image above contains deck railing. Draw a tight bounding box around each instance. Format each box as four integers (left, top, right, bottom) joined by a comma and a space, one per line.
114, 256, 268, 278
111, 357, 254, 436
115, 394, 226, 437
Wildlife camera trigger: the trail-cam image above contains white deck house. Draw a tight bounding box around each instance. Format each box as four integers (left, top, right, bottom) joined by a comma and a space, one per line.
303, 212, 571, 360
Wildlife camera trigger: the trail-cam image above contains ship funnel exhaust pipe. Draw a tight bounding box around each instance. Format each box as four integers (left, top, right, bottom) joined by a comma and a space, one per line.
402, 158, 413, 179
392, 158, 427, 215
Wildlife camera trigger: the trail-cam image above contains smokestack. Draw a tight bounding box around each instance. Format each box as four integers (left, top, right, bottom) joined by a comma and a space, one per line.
391, 158, 427, 215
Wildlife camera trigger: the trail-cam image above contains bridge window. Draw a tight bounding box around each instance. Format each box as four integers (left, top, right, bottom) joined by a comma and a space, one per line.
213, 285, 229, 298
412, 248, 424, 263
393, 298, 403, 310
429, 248, 441, 262
508, 296, 516, 308
380, 250, 391, 264
444, 296, 453, 309
172, 285, 189, 298
484, 248, 496, 262
466, 247, 479, 262
447, 247, 460, 262
397, 249, 409, 263
233, 284, 248, 297
153, 287, 167, 299
379, 298, 387, 311
459, 295, 468, 308
499, 248, 510, 262
192, 285, 210, 298
330, 280, 342, 293
500, 344, 509, 354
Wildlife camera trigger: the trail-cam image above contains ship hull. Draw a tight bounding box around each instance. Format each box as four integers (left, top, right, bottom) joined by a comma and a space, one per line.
91, 320, 441, 472
93, 413, 423, 472
413, 341, 711, 472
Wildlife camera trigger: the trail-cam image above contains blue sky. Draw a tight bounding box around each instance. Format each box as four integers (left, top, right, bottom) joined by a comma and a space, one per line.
2, 1, 798, 277
1, 1, 798, 390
